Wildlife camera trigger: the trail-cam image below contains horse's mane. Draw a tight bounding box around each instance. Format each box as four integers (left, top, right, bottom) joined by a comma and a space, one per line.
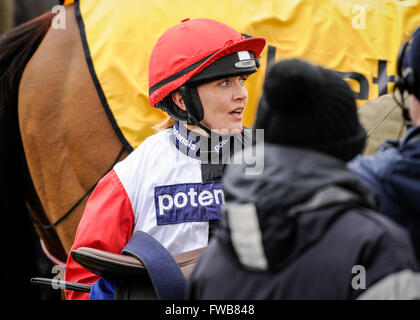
0, 12, 53, 113
0, 12, 54, 160
0, 12, 54, 299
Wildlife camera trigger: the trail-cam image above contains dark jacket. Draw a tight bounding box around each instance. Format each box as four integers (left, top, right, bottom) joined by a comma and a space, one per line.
188, 144, 420, 300
349, 126, 420, 263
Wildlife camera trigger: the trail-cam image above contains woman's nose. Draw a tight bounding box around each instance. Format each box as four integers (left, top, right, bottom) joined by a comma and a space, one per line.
233, 80, 248, 100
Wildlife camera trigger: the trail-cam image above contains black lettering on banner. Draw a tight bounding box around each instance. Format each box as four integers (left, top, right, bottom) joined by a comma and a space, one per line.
336, 71, 370, 100
260, 43, 395, 103
266, 45, 277, 76
373, 59, 395, 96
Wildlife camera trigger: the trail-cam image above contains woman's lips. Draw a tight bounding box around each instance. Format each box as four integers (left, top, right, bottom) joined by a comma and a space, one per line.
229, 107, 244, 120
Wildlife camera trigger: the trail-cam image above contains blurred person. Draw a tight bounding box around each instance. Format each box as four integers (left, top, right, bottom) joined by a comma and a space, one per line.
349, 26, 420, 264
188, 59, 420, 300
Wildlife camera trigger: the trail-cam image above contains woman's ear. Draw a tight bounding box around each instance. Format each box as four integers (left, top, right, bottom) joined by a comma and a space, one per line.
172, 91, 187, 111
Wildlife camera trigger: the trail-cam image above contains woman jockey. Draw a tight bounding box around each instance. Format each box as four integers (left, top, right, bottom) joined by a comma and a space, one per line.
64, 18, 266, 300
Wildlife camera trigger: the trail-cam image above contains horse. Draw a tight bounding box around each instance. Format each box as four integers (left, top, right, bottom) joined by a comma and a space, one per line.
358, 92, 407, 155
0, 1, 417, 300
0, 6, 130, 299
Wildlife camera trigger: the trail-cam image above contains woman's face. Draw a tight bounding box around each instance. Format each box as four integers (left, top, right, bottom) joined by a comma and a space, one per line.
197, 75, 248, 134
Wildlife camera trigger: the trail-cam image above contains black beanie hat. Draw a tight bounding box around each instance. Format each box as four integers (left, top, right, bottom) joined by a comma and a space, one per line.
254, 59, 366, 161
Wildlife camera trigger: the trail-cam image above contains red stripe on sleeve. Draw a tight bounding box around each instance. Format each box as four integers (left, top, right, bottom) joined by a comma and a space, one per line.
64, 169, 134, 300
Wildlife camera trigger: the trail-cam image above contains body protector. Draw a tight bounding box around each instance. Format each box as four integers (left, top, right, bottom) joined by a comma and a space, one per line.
148, 18, 266, 133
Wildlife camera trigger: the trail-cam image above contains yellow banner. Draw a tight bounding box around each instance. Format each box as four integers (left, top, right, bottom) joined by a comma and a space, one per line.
76, 0, 420, 149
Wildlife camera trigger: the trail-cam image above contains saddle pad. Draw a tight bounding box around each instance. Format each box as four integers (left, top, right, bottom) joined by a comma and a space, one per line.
71, 247, 147, 281
71, 245, 204, 282
73, 0, 420, 150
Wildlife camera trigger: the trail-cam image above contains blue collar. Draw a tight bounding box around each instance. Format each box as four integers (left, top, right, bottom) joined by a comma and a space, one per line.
171, 121, 200, 157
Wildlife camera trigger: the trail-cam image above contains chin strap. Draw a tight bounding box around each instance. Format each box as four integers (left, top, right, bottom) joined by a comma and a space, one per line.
179, 84, 214, 135
184, 110, 211, 135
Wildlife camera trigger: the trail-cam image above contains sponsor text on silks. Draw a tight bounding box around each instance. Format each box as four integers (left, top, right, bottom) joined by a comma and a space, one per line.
154, 182, 224, 225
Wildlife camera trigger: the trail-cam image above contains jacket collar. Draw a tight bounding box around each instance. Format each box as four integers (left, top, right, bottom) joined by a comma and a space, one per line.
402, 126, 420, 145
219, 144, 375, 272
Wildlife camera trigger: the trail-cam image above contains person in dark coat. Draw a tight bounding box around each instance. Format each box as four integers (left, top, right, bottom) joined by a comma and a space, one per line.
349, 26, 420, 264
188, 59, 420, 300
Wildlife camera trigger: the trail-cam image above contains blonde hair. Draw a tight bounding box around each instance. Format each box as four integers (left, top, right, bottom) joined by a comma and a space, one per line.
153, 117, 177, 132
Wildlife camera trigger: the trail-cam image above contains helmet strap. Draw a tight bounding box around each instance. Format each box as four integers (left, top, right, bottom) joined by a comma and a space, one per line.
155, 86, 211, 135
179, 85, 213, 135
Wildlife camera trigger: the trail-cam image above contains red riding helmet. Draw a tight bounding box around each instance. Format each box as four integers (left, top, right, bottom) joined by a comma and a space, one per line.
148, 18, 266, 128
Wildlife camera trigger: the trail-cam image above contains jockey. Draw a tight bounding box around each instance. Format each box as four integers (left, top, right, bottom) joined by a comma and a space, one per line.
64, 18, 266, 300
